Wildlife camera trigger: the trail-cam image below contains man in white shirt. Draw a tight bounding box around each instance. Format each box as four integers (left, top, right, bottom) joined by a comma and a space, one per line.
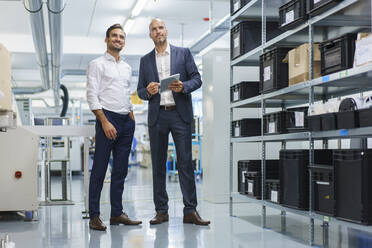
86, 24, 142, 231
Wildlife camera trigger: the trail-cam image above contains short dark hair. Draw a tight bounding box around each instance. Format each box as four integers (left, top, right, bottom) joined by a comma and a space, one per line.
106, 24, 125, 38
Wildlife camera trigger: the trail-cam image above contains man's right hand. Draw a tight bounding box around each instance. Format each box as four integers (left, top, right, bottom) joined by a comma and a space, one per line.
102, 120, 117, 140
147, 82, 160, 96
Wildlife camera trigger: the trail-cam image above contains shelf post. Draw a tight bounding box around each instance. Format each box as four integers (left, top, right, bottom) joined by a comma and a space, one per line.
308, 22, 315, 247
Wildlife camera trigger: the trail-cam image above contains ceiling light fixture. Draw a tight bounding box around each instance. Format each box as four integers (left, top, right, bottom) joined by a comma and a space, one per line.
131, 0, 148, 17
123, 0, 149, 35
124, 19, 136, 34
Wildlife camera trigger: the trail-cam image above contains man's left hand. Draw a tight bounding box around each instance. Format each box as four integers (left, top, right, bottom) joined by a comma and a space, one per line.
168, 80, 184, 93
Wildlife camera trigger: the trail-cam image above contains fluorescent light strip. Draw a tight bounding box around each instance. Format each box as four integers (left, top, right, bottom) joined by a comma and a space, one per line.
124, 19, 136, 34
131, 0, 148, 17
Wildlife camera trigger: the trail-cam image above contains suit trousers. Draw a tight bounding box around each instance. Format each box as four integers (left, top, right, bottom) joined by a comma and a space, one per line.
89, 109, 135, 218
149, 108, 197, 214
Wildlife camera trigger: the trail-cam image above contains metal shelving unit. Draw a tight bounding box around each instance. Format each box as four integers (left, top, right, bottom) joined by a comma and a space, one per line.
229, 0, 372, 246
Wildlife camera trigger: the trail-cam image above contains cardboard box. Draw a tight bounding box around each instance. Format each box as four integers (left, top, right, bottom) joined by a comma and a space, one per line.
283, 43, 321, 86
0, 44, 12, 111
354, 32, 372, 67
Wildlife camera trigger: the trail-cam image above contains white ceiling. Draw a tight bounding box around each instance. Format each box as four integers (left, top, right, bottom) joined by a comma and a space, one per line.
0, 0, 230, 102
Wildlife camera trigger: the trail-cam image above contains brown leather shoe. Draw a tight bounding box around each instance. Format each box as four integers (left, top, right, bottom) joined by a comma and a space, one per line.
183, 211, 210, 226
110, 213, 142, 225
149, 212, 169, 225
89, 216, 107, 231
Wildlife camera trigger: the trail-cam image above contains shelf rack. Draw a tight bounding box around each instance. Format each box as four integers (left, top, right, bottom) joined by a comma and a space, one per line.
229, 0, 372, 246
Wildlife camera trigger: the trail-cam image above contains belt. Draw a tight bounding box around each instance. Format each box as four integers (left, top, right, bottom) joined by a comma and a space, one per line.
160, 105, 176, 111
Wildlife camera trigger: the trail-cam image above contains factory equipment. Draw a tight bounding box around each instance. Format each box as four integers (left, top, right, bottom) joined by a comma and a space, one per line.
0, 127, 39, 213
41, 117, 73, 205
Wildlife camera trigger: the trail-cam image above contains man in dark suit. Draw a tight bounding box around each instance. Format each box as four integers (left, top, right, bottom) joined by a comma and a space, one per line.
137, 18, 210, 226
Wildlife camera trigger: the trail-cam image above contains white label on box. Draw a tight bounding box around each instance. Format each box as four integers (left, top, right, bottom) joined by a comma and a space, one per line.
264, 66, 271, 81
233, 90, 239, 101
248, 182, 253, 193
314, 0, 322, 4
355, 35, 372, 66
295, 112, 304, 127
234, 36, 240, 48
271, 190, 278, 202
269, 121, 276, 133
242, 171, 247, 183
234, 1, 240, 12
285, 10, 294, 25
235, 126, 240, 137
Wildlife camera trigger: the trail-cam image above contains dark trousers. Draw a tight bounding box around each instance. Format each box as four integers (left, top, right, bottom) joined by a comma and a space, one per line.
149, 109, 197, 214
89, 109, 135, 218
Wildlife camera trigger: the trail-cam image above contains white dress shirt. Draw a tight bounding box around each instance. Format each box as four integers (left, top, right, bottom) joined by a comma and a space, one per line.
86, 52, 133, 114
156, 43, 176, 106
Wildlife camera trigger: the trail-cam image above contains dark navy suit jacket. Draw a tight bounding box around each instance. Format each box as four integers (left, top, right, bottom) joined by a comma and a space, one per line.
137, 45, 202, 127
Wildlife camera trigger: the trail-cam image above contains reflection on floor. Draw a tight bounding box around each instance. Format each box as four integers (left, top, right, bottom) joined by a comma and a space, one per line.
0, 166, 371, 248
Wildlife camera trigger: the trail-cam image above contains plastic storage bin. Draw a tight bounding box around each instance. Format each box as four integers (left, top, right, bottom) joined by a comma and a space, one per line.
230, 81, 260, 102
231, 118, 261, 137
307, 115, 322, 131
358, 108, 372, 127
322, 113, 338, 131
238, 160, 249, 194
307, 0, 343, 16
311, 164, 335, 216
279, 0, 307, 30
260, 47, 293, 93
266, 179, 281, 204
245, 171, 262, 198
334, 149, 372, 225
238, 160, 280, 195
280, 149, 333, 210
231, 0, 252, 14
337, 98, 359, 129
263, 107, 308, 134
319, 33, 357, 76
231, 21, 282, 60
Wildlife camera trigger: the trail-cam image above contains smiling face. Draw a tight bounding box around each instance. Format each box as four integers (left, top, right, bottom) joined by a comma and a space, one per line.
105, 28, 126, 53
149, 19, 168, 46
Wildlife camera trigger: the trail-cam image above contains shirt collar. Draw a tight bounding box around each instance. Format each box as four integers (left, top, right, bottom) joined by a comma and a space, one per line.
155, 43, 170, 56
104, 51, 122, 62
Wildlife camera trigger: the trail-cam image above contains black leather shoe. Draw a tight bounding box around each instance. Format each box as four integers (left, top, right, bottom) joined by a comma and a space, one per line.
89, 216, 107, 231
183, 211, 210, 226
110, 213, 142, 225
149, 212, 169, 225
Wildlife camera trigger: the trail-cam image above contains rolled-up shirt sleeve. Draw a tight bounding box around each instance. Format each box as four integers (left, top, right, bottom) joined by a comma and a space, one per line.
86, 61, 103, 111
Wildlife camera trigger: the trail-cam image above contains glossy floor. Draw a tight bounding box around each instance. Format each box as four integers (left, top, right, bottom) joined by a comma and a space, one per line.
0, 167, 371, 248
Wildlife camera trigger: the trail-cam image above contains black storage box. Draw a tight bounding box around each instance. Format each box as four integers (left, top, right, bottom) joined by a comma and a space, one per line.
231, 21, 283, 60
311, 164, 335, 216
307, 0, 343, 16
260, 47, 293, 93
238, 160, 280, 195
358, 108, 372, 127
232, 118, 261, 137
266, 179, 281, 204
336, 111, 358, 129
238, 160, 249, 194
334, 149, 372, 225
230, 81, 260, 102
279, 0, 308, 30
245, 171, 262, 198
321, 113, 337, 131
307, 115, 322, 131
231, 0, 252, 14
319, 33, 357, 76
263, 107, 308, 134
337, 98, 359, 129
280, 149, 333, 210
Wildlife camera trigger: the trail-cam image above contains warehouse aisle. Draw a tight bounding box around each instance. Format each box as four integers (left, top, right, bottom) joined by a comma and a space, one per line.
0, 167, 369, 248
